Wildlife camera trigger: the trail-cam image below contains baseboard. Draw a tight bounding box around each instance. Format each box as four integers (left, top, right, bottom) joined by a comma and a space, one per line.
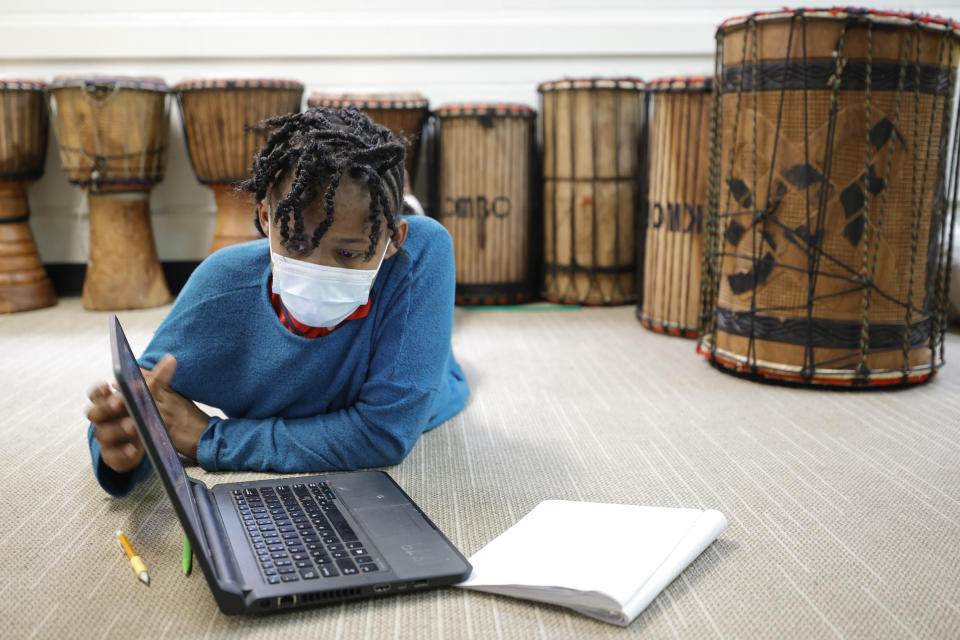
44, 261, 201, 298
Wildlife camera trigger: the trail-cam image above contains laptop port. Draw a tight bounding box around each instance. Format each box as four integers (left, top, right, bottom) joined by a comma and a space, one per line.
413, 581, 429, 589
373, 584, 391, 593
278, 595, 296, 607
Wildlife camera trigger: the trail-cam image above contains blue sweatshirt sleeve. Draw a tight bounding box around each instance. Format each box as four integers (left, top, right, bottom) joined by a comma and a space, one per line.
88, 423, 154, 497
85, 248, 238, 497
195, 224, 459, 473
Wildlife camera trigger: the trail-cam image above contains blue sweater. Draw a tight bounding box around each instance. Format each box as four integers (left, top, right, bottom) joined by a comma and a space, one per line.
88, 215, 469, 496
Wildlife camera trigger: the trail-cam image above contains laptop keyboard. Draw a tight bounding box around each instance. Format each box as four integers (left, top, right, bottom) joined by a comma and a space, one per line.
232, 482, 381, 584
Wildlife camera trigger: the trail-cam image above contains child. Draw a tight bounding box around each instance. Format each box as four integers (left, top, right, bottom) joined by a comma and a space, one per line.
86, 107, 469, 496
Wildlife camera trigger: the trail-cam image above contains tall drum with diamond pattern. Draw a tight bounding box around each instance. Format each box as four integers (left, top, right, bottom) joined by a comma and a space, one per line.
699, 8, 960, 386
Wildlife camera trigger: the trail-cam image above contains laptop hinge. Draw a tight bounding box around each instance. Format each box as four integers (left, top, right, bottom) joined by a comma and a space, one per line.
191, 478, 243, 588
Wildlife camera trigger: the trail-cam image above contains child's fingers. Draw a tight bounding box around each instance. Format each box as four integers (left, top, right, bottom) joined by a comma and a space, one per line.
86, 394, 128, 425
145, 354, 178, 391
93, 419, 137, 448
100, 439, 143, 473
87, 382, 112, 403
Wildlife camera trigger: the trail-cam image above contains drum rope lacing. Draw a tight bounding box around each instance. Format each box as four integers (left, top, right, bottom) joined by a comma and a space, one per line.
699, 8, 960, 383
904, 24, 928, 376
50, 81, 167, 190
938, 38, 960, 369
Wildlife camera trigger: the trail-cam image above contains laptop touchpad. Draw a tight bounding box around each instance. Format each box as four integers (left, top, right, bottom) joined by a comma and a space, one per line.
355, 505, 427, 539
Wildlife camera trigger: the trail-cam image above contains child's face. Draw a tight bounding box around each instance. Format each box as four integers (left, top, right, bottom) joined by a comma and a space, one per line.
258, 177, 403, 270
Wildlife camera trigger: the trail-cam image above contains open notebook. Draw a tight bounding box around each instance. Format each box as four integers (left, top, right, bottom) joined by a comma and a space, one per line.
456, 501, 727, 626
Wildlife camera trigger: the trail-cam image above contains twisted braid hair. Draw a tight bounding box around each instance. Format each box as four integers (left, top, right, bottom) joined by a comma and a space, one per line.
242, 106, 406, 261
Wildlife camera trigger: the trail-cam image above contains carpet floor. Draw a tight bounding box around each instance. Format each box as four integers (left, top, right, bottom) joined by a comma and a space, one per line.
2, 299, 959, 639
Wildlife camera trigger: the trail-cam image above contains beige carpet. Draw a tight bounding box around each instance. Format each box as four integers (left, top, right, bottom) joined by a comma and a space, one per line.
2, 298, 960, 639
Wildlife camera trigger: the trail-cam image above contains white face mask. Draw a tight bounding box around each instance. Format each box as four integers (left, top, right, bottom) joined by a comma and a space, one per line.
270, 231, 390, 329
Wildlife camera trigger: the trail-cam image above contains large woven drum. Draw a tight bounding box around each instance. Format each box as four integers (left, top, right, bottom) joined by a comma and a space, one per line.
0, 80, 56, 313
640, 77, 713, 337
539, 78, 645, 305
434, 104, 537, 305
48, 76, 171, 310
177, 79, 304, 253
307, 93, 428, 186
699, 9, 960, 386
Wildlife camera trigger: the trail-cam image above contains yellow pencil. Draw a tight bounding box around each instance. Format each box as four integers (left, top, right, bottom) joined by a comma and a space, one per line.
116, 530, 150, 585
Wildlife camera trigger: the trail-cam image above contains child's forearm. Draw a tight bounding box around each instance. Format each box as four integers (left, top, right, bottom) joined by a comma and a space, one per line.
196, 383, 439, 474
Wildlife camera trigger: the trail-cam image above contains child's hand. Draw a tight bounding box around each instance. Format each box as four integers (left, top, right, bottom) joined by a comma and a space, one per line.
144, 354, 210, 462
87, 354, 210, 473
87, 382, 144, 474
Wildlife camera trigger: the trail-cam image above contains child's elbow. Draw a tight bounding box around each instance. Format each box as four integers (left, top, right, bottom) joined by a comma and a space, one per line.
366, 426, 421, 469
370, 437, 415, 468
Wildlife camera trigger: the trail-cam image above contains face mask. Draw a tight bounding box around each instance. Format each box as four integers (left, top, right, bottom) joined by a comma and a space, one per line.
270, 232, 390, 329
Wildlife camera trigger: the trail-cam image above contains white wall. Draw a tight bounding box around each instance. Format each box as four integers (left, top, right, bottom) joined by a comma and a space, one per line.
2, 1, 959, 262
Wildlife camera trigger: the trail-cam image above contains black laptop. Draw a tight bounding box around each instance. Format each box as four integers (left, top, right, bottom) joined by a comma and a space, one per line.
109, 315, 471, 614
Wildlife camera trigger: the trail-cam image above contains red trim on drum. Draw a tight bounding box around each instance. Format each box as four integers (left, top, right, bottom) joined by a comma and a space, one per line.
537, 77, 645, 92
639, 318, 698, 339
543, 296, 635, 307
307, 93, 429, 110
0, 80, 47, 90
696, 344, 935, 387
647, 76, 713, 93
718, 7, 960, 37
455, 293, 533, 306
435, 103, 536, 118
175, 79, 305, 91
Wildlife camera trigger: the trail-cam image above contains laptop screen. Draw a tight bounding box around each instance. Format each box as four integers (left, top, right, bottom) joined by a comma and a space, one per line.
109, 315, 205, 551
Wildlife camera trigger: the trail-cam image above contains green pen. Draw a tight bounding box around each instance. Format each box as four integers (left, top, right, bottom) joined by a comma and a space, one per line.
182, 535, 192, 576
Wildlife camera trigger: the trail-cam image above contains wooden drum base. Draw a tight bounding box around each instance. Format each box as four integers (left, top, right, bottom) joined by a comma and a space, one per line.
210, 185, 262, 254
83, 192, 170, 310
0, 182, 56, 313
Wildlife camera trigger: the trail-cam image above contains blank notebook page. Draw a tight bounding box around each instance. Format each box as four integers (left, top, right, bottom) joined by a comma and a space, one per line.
459, 500, 715, 604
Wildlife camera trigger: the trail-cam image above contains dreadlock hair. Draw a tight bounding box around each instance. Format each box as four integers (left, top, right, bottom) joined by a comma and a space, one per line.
241, 106, 406, 261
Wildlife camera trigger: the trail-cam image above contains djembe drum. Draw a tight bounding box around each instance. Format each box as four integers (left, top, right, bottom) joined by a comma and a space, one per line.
434, 104, 537, 305
307, 93, 428, 187
640, 77, 713, 337
539, 78, 645, 304
48, 76, 171, 310
0, 80, 56, 313
177, 79, 304, 253
699, 8, 960, 386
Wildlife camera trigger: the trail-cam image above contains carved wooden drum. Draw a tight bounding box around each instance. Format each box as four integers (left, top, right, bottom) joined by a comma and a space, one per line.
0, 80, 57, 313
539, 78, 645, 305
699, 9, 960, 386
434, 104, 537, 305
640, 77, 713, 337
307, 93, 428, 188
48, 76, 171, 310
177, 79, 304, 253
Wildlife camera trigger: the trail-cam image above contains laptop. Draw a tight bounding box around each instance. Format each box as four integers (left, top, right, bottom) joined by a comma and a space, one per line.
109, 315, 472, 614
